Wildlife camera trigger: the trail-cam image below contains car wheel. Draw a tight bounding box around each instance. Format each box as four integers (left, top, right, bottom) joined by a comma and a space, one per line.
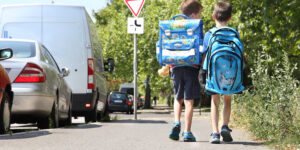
37, 96, 59, 129
60, 105, 72, 127
0, 92, 11, 134
51, 96, 59, 128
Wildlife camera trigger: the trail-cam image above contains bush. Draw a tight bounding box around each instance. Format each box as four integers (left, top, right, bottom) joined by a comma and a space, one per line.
233, 51, 300, 148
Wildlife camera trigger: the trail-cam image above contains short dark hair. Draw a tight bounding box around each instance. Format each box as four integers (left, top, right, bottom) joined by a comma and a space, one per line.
180, 0, 203, 17
213, 1, 232, 22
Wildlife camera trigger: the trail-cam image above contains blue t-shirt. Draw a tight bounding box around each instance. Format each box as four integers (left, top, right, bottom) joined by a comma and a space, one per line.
202, 31, 212, 70
202, 31, 212, 54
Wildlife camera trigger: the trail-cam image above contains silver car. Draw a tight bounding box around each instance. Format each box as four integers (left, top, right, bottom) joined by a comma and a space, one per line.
0, 39, 72, 129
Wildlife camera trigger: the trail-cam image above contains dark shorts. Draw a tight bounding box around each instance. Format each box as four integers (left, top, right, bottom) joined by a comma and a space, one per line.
171, 66, 201, 100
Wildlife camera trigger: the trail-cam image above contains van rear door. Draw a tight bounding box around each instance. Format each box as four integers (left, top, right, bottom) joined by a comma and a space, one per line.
42, 5, 88, 93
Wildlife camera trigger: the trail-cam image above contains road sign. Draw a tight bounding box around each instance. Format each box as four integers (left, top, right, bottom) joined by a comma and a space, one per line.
124, 0, 145, 17
127, 18, 144, 34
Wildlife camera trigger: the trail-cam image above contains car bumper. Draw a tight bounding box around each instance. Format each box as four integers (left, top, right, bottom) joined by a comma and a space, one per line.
72, 92, 97, 116
11, 83, 55, 118
12, 95, 54, 117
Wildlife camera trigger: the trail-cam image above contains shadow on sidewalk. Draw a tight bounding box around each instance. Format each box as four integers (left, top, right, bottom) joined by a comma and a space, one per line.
223, 141, 264, 146
196, 140, 264, 146
109, 120, 168, 124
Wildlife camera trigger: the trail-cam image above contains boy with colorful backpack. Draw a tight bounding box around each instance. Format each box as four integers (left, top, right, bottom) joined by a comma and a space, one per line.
157, 0, 203, 142
202, 1, 245, 144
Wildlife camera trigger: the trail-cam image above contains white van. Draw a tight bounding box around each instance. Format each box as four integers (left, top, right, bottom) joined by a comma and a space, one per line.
0, 4, 114, 122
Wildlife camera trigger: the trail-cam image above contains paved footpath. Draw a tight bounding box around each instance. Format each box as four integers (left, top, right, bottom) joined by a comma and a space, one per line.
0, 104, 271, 150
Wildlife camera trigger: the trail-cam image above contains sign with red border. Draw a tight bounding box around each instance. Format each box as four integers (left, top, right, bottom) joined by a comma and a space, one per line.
124, 0, 145, 17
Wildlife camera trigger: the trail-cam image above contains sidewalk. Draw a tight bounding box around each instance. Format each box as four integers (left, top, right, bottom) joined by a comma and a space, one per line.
106, 104, 272, 150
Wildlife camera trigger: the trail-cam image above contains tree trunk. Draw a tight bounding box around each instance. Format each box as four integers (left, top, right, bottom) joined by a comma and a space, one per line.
144, 76, 151, 109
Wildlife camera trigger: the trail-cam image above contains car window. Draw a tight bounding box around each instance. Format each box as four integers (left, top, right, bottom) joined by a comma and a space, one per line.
41, 46, 60, 72
110, 93, 127, 100
0, 41, 36, 58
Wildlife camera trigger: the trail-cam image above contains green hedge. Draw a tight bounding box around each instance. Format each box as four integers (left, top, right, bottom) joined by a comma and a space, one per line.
232, 52, 300, 148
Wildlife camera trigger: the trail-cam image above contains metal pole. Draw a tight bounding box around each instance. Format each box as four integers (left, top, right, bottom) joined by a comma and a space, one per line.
133, 33, 138, 120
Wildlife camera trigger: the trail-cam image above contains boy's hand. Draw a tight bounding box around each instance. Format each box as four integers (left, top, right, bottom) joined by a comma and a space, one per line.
158, 65, 170, 77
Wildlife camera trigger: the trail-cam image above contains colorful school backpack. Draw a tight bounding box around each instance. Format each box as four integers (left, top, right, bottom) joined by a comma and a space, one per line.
156, 15, 204, 66
203, 27, 245, 95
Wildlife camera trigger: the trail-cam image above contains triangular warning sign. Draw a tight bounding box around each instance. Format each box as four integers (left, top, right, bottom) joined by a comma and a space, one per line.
124, 0, 145, 17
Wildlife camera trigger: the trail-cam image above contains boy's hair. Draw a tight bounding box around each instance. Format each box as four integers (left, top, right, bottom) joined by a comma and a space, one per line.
180, 0, 203, 16
213, 1, 232, 22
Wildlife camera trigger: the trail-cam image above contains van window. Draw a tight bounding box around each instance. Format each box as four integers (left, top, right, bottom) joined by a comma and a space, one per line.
87, 15, 104, 72
0, 41, 36, 58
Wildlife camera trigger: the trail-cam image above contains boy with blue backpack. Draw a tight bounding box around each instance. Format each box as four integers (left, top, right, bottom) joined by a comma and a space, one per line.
157, 0, 203, 142
202, 1, 244, 144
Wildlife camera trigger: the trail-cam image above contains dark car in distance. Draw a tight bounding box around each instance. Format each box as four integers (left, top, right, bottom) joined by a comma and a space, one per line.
107, 91, 133, 114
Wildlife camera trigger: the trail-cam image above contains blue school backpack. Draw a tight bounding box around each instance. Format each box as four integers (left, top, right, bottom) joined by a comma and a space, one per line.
156, 15, 204, 66
203, 27, 244, 95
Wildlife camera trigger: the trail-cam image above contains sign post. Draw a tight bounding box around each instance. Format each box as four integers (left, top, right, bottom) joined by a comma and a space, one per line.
125, 0, 145, 120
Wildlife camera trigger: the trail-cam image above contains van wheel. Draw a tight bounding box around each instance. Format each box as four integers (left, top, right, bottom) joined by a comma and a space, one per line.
85, 105, 97, 123
0, 92, 11, 134
97, 102, 110, 122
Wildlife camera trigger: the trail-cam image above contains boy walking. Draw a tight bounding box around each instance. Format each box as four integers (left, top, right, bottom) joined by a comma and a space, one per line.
202, 1, 236, 144
168, 0, 203, 142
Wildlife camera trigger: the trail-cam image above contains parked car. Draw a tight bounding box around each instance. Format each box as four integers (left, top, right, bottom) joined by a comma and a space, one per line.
107, 91, 133, 114
0, 4, 114, 123
0, 39, 72, 129
0, 48, 13, 134
119, 83, 143, 109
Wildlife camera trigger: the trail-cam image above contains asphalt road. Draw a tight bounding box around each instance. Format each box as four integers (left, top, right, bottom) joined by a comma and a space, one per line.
0, 106, 272, 150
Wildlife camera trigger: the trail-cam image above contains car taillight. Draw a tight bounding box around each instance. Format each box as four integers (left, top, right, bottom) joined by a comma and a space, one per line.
108, 97, 111, 103
14, 63, 46, 83
88, 58, 94, 89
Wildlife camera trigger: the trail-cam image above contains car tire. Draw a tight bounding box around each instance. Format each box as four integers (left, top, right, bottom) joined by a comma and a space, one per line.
0, 92, 11, 134
51, 96, 59, 128
37, 96, 59, 129
60, 105, 72, 127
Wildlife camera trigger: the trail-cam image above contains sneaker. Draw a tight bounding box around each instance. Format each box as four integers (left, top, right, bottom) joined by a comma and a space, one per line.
210, 133, 220, 144
169, 122, 181, 141
221, 125, 233, 142
183, 132, 196, 142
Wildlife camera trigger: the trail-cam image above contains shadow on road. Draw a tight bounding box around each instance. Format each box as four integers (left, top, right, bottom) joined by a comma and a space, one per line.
65, 123, 102, 129
109, 120, 168, 124
0, 131, 51, 140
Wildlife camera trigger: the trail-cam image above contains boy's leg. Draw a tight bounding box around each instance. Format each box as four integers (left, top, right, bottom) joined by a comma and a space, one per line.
222, 95, 232, 126
221, 95, 233, 142
183, 99, 194, 132
183, 99, 196, 142
210, 94, 221, 144
211, 94, 220, 134
174, 99, 184, 122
